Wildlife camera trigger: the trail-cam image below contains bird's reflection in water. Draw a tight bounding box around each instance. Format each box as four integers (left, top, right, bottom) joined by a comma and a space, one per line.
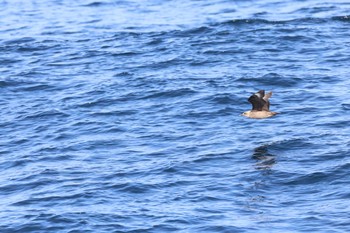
252, 145, 276, 170
244, 144, 277, 221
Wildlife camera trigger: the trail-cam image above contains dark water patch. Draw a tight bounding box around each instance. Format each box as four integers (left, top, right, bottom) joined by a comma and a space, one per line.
264, 138, 314, 151
140, 57, 192, 69
113, 71, 134, 77
315, 120, 350, 129
178, 108, 226, 120
41, 214, 76, 225
3, 37, 36, 45
80, 19, 102, 25
202, 49, 243, 56
145, 37, 163, 46
112, 31, 143, 38
151, 224, 182, 232
223, 18, 281, 26
141, 88, 197, 100
306, 75, 338, 84
0, 79, 25, 88
0, 157, 35, 170
185, 26, 212, 35
76, 97, 116, 108
278, 161, 350, 188
341, 103, 350, 110
237, 73, 301, 87
263, 73, 299, 87
165, 26, 213, 39
332, 15, 350, 22
215, 107, 234, 116
293, 6, 338, 14
20, 109, 68, 121
0, 58, 22, 65
322, 55, 350, 63
189, 58, 223, 67
108, 182, 158, 194
215, 16, 350, 29
12, 69, 50, 79
14, 83, 56, 92
282, 171, 331, 185
35, 153, 73, 162
290, 16, 348, 25
92, 109, 138, 117
12, 192, 93, 207
200, 93, 236, 105
187, 152, 234, 165
218, 17, 323, 27
278, 35, 317, 42
111, 51, 141, 57
16, 43, 59, 53
83, 2, 106, 7
0, 176, 61, 196
329, 162, 350, 177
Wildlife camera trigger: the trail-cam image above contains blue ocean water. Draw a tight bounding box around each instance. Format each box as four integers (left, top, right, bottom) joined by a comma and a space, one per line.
1, 0, 350, 232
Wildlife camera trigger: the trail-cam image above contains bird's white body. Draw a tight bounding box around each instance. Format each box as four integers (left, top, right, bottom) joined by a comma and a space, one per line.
242, 110, 277, 119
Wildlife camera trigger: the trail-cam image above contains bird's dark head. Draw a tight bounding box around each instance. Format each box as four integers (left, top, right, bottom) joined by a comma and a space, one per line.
257, 90, 265, 97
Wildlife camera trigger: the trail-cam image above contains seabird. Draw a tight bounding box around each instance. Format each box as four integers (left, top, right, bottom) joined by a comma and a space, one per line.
242, 90, 278, 119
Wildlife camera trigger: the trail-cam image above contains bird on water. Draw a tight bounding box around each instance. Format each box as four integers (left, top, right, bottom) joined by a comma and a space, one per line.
242, 90, 278, 119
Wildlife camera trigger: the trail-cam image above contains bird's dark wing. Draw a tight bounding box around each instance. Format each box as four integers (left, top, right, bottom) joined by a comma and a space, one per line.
248, 92, 266, 111
262, 91, 272, 111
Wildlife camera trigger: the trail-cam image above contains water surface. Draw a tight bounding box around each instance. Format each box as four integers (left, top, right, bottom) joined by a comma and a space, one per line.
1, 0, 350, 232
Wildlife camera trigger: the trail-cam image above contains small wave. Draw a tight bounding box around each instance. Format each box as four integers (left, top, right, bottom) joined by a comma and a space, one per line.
292, 5, 337, 14
278, 35, 317, 42
283, 161, 350, 187
165, 26, 213, 39
0, 79, 22, 87
283, 171, 331, 185
341, 103, 350, 110
331, 15, 350, 22
3, 37, 36, 45
261, 138, 313, 152
82, 2, 107, 7
329, 163, 350, 185
184, 26, 211, 35
0, 58, 22, 65
76, 97, 115, 108
111, 15, 350, 38
145, 38, 163, 46
19, 109, 69, 122
141, 88, 196, 100
16, 83, 56, 92
92, 109, 138, 117
237, 73, 301, 87
113, 71, 133, 77
210, 94, 235, 105
111, 51, 141, 57
211, 18, 287, 28
196, 225, 243, 232
229, 18, 279, 25
213, 16, 346, 28
0, 80, 57, 92
109, 182, 158, 194
202, 49, 241, 55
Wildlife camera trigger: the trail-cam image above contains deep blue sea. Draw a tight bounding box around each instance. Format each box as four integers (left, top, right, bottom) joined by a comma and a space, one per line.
1, 0, 350, 232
